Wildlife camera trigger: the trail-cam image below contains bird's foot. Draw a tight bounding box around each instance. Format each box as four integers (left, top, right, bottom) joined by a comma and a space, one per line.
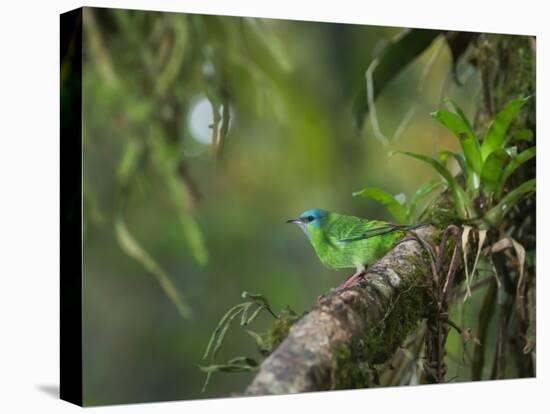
336, 269, 367, 290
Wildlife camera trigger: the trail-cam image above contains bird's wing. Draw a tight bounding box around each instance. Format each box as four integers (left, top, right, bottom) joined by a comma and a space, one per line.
327, 217, 402, 244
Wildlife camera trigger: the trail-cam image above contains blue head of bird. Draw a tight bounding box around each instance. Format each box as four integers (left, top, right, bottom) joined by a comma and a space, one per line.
286, 208, 329, 240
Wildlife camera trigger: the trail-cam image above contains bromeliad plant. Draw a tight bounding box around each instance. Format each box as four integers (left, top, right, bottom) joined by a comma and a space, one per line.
355, 97, 535, 227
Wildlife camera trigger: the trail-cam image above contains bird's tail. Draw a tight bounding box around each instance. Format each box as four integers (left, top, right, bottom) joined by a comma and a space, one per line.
338, 222, 430, 243
401, 222, 430, 231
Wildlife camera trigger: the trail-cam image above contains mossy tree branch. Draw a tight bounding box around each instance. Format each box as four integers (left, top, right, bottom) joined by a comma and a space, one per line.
245, 226, 440, 395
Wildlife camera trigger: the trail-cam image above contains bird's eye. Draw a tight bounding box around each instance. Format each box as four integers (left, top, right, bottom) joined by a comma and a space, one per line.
307, 215, 315, 222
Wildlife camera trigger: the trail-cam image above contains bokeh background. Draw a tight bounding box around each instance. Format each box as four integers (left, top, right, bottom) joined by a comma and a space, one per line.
82, 7, 483, 405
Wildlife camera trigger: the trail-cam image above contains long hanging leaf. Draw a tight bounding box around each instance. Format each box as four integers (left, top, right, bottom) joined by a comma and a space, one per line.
481, 149, 509, 195
484, 179, 535, 226
480, 97, 530, 160
154, 17, 188, 97
352, 29, 441, 130
496, 147, 536, 199
353, 187, 408, 223
115, 216, 192, 319
117, 140, 144, 185
162, 167, 209, 266
149, 127, 209, 266
394, 151, 473, 219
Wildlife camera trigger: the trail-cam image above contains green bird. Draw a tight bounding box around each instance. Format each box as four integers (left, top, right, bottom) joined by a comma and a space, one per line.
286, 208, 425, 288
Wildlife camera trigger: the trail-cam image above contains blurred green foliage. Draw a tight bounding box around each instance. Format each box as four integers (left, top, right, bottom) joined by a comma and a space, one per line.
81, 7, 499, 405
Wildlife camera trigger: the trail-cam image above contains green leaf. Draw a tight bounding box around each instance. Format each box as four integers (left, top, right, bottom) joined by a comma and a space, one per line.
408, 180, 444, 222
149, 129, 208, 266
245, 305, 266, 326
439, 150, 467, 174
395, 151, 473, 219
163, 167, 209, 266
353, 187, 408, 224
202, 303, 247, 361
484, 179, 535, 226
115, 216, 192, 319
239, 302, 254, 326
431, 108, 482, 177
227, 356, 258, 367
245, 330, 267, 354
352, 29, 441, 130
481, 149, 509, 195
154, 18, 188, 97
199, 357, 258, 392
511, 128, 534, 143
496, 147, 536, 199
444, 98, 476, 135
241, 291, 269, 306
211, 306, 245, 361
243, 18, 292, 73
480, 97, 530, 160
241, 291, 278, 319
117, 140, 144, 185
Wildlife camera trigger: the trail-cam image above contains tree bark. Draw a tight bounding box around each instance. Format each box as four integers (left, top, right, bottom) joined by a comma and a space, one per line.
246, 227, 436, 395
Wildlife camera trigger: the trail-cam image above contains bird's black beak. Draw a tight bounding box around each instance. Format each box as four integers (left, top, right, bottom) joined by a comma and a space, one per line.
286, 218, 302, 224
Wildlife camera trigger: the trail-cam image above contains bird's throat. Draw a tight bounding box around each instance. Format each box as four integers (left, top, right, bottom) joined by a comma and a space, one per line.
298, 223, 312, 241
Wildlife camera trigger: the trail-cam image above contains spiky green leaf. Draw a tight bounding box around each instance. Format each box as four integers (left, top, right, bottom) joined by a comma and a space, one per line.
444, 98, 476, 134
395, 151, 473, 219
481, 149, 509, 195
484, 179, 535, 225
353, 187, 408, 224
480, 97, 530, 160
431, 108, 482, 178
511, 128, 534, 143
408, 180, 444, 222
439, 150, 467, 174
496, 147, 536, 199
